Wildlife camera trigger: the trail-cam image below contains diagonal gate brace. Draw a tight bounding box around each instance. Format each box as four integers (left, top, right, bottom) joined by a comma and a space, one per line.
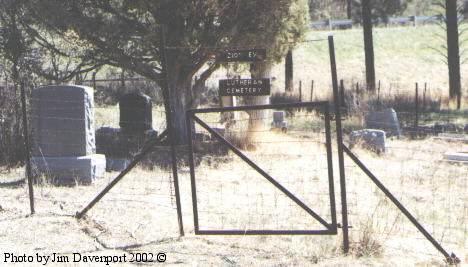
342, 145, 460, 264
192, 114, 333, 231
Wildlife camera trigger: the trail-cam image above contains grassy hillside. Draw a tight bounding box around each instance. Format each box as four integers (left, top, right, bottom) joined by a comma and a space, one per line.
267, 24, 468, 102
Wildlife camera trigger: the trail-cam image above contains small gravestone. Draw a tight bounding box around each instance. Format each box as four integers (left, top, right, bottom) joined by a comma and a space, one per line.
365, 108, 402, 137
31, 85, 105, 184
119, 92, 152, 134
443, 152, 468, 164
435, 133, 468, 144
271, 111, 288, 132
349, 129, 386, 154
434, 123, 461, 134
96, 93, 157, 171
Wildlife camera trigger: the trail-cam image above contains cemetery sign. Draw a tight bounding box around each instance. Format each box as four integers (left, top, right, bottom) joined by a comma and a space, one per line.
219, 78, 270, 96
218, 49, 266, 62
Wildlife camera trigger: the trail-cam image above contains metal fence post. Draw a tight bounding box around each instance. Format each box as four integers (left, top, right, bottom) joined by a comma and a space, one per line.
19, 81, 35, 214
339, 79, 346, 112
160, 25, 185, 237
328, 35, 350, 253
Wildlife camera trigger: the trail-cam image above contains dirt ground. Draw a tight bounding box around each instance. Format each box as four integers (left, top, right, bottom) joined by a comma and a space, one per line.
0, 129, 466, 266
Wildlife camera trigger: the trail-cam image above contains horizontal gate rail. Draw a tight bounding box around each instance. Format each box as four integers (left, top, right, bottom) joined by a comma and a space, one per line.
197, 230, 335, 235
188, 101, 329, 114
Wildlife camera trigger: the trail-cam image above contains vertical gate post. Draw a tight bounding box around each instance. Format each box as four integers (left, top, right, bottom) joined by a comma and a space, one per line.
328, 35, 350, 253
160, 25, 185, 237
185, 111, 200, 234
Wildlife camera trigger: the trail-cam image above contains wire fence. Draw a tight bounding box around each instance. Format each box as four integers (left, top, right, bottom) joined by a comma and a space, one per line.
0, 37, 467, 264
0, 96, 184, 248
310, 15, 462, 30
1, 91, 466, 262
340, 111, 466, 260
190, 108, 339, 232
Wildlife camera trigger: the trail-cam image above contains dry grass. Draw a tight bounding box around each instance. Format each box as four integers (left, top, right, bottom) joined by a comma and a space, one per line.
1, 109, 466, 265
3, 23, 468, 263
203, 25, 468, 109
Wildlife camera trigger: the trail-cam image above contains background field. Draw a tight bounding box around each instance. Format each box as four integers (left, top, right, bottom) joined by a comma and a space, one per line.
204, 24, 468, 108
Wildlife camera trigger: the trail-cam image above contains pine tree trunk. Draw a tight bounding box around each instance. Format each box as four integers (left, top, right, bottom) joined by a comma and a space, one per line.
446, 0, 462, 109
362, 0, 376, 91
285, 50, 293, 92
164, 57, 192, 145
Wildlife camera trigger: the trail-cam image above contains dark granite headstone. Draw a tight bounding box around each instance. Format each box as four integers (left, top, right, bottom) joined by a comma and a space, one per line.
95, 126, 157, 171
119, 92, 152, 133
30, 85, 105, 184
364, 108, 402, 137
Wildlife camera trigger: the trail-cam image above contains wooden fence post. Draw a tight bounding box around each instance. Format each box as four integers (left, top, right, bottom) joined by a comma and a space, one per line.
423, 82, 427, 111
310, 80, 314, 102
299, 80, 302, 102
377, 80, 381, 108
413, 82, 419, 138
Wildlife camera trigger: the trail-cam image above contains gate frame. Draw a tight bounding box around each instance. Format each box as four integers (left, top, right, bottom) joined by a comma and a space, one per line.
186, 101, 338, 235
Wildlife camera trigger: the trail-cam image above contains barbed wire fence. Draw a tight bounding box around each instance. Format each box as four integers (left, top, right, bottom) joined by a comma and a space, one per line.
0, 34, 466, 264
338, 108, 466, 261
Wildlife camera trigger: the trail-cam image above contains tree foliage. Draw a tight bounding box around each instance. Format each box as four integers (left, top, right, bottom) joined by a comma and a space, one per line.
27, 0, 309, 142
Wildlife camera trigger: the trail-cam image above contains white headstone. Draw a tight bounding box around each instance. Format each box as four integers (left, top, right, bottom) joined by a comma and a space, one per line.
444, 152, 468, 164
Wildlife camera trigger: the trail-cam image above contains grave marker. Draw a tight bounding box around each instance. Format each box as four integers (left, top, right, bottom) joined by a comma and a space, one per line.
31, 85, 105, 184
349, 129, 386, 153
97, 92, 157, 171
365, 108, 402, 137
119, 92, 153, 134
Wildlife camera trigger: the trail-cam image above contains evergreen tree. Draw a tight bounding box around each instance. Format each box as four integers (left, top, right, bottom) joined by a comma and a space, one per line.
29, 0, 309, 143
